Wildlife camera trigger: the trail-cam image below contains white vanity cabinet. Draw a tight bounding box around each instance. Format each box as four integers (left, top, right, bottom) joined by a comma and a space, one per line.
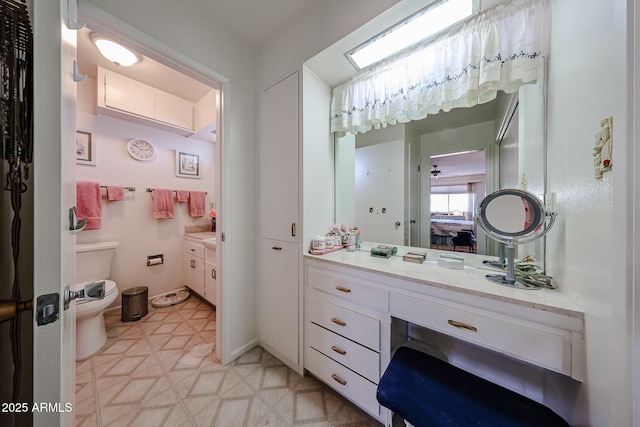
183, 234, 217, 305
183, 240, 205, 297
304, 252, 586, 422
305, 265, 390, 421
204, 244, 217, 306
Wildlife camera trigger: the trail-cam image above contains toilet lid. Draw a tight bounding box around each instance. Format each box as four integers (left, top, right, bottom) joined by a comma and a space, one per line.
75, 279, 117, 304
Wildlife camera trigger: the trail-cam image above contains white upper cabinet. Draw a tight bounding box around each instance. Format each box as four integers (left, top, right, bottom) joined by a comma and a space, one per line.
103, 70, 155, 118
97, 67, 202, 135
155, 90, 194, 130
258, 72, 299, 243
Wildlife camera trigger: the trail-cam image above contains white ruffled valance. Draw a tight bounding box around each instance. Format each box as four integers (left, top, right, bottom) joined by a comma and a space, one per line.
330, 0, 547, 135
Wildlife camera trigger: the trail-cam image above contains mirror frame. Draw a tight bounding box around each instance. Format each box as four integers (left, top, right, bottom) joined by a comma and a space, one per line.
476, 189, 545, 240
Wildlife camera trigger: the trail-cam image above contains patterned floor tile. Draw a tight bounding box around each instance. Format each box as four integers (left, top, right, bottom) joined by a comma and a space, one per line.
76, 291, 381, 427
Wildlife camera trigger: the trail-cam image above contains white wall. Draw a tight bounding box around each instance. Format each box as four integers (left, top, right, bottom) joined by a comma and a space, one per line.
355, 140, 405, 245
544, 0, 631, 425
258, 0, 400, 89
302, 68, 334, 251
335, 133, 356, 226
76, 78, 215, 303
80, 0, 259, 363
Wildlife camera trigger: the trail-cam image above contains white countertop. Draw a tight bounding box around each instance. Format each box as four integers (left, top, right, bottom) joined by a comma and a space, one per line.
304, 242, 583, 319
184, 232, 217, 249
183, 231, 217, 241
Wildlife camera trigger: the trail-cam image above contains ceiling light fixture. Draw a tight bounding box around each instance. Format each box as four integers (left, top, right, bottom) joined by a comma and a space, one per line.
431, 165, 442, 179
91, 33, 141, 67
345, 0, 477, 70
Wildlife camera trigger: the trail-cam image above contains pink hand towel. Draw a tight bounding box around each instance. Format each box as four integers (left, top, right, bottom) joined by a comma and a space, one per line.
176, 190, 190, 203
76, 181, 102, 230
106, 186, 124, 201
189, 191, 206, 217
152, 189, 175, 219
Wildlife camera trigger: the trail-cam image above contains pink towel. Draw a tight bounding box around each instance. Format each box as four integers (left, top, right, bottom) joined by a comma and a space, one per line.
106, 186, 124, 201
152, 189, 175, 219
176, 190, 189, 203
76, 181, 102, 230
189, 191, 206, 217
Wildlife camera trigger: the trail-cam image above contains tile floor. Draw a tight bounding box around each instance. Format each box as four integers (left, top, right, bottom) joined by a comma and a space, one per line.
75, 295, 382, 427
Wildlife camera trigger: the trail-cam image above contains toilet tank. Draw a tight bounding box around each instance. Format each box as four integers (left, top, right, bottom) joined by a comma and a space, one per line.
76, 241, 119, 283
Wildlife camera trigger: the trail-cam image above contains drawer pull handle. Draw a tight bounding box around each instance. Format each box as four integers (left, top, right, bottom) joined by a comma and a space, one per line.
331, 345, 347, 355
272, 246, 282, 251
448, 319, 477, 333
335, 285, 351, 293
331, 374, 347, 386
330, 317, 347, 327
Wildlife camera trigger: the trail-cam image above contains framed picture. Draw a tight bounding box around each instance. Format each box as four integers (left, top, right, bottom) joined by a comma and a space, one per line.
76, 131, 96, 166
176, 151, 200, 178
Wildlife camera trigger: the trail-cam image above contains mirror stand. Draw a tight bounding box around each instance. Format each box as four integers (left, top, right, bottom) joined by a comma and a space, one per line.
484, 242, 541, 290
476, 189, 557, 291
482, 242, 506, 270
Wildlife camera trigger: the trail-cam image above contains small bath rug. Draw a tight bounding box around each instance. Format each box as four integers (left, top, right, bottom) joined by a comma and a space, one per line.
179, 343, 213, 365
151, 290, 190, 308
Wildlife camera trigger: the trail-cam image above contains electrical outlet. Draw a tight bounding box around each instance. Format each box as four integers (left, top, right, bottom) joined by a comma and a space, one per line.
210, 202, 215, 210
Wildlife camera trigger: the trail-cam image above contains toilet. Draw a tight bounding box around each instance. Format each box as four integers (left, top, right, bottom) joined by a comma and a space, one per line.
75, 241, 120, 360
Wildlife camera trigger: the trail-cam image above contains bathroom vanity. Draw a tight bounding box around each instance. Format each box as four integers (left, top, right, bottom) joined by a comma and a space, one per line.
303, 246, 584, 422
183, 232, 217, 305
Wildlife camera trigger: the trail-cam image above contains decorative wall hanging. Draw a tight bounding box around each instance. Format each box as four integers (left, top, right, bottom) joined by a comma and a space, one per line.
0, 0, 34, 403
176, 151, 201, 178
76, 130, 96, 165
593, 116, 612, 179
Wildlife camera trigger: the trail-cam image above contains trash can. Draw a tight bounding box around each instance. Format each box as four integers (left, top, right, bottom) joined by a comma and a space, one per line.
121, 286, 148, 322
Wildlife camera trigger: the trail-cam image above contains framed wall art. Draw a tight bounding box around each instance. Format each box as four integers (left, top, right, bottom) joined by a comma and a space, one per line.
176, 151, 200, 178
76, 130, 96, 166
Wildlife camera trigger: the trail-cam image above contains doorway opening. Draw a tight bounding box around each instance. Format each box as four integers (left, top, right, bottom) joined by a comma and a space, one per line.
75, 24, 224, 359
429, 149, 485, 253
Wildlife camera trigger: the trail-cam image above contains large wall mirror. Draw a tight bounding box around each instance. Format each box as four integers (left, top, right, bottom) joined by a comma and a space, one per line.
335, 68, 546, 261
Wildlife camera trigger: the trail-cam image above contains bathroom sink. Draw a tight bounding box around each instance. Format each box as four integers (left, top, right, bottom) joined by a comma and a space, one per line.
203, 238, 217, 249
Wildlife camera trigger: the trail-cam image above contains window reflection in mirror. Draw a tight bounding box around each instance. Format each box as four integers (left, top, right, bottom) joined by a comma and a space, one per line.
334, 75, 545, 261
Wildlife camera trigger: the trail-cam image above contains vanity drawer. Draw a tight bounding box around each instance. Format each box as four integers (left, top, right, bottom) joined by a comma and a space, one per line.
308, 266, 389, 311
184, 240, 204, 258
392, 292, 568, 373
307, 322, 380, 383
306, 347, 380, 418
308, 297, 380, 351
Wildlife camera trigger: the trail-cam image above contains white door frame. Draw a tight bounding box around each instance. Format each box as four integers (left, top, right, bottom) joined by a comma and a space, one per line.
77, 3, 230, 363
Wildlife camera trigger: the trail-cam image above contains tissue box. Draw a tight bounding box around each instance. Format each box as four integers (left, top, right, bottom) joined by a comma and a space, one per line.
438, 254, 464, 270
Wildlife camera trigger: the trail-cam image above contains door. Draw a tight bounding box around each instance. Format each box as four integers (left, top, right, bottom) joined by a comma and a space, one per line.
258, 240, 299, 366
258, 72, 299, 243
32, 1, 77, 425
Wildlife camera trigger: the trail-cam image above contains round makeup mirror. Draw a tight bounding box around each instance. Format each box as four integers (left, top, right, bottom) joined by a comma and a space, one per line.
476, 189, 557, 289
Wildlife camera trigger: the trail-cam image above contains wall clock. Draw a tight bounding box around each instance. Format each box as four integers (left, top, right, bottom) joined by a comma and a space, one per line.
127, 139, 156, 161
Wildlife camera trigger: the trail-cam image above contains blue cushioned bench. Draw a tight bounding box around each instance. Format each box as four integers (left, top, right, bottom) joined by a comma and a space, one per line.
377, 346, 570, 427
